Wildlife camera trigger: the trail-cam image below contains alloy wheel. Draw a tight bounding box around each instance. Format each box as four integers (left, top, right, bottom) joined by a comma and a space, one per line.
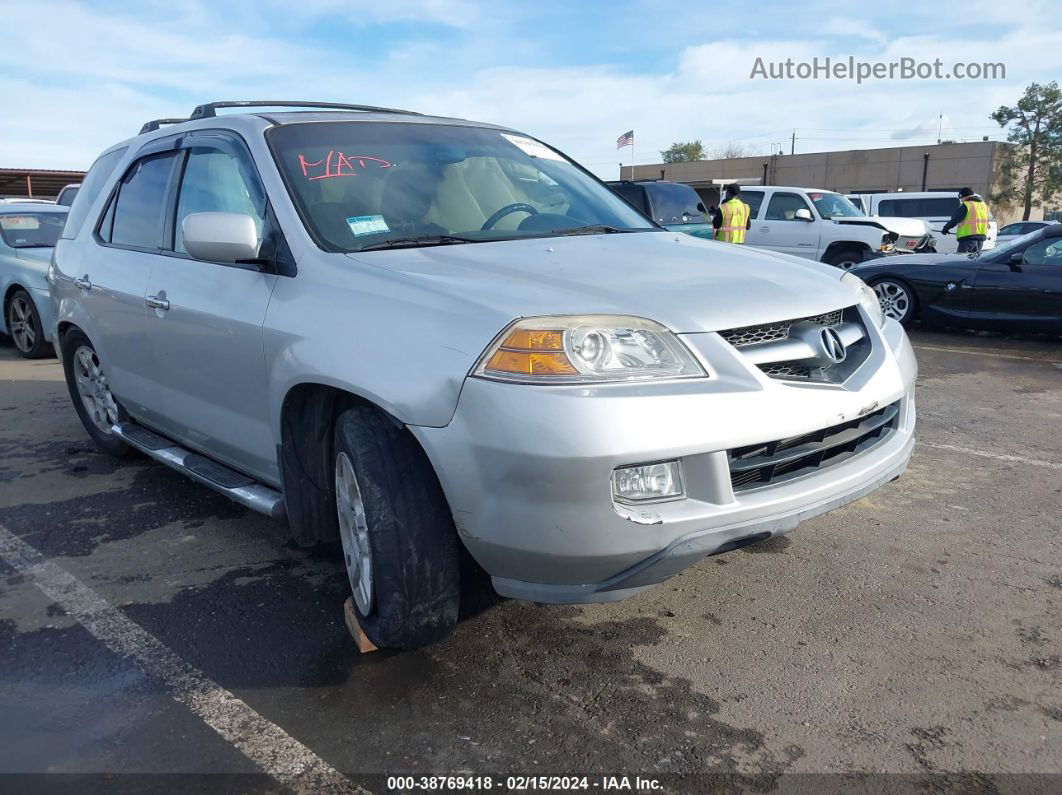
8, 295, 36, 353
72, 346, 119, 434
873, 281, 911, 322
335, 452, 374, 614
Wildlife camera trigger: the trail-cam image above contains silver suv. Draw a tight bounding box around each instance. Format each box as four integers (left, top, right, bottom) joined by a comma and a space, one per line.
51, 101, 917, 649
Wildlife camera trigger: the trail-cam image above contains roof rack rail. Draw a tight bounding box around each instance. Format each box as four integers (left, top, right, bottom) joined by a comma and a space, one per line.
139, 118, 188, 134
188, 101, 422, 120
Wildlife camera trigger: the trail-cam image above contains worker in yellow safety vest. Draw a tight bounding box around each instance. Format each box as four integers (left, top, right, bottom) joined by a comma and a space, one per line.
712, 183, 751, 243
941, 187, 990, 253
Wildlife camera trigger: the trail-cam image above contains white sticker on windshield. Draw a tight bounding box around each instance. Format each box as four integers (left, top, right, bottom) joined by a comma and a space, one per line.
346, 215, 390, 237
500, 134, 565, 162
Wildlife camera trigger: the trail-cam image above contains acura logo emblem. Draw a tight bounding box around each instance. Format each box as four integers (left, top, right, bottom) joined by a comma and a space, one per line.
819, 327, 846, 363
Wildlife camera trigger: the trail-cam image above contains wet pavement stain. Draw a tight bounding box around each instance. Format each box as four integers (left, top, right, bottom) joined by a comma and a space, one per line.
0, 464, 247, 558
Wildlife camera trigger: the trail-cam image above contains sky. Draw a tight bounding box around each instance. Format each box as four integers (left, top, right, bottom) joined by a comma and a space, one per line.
2, 0, 1061, 179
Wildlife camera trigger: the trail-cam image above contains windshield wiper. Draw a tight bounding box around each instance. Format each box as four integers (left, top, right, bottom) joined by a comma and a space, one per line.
553, 224, 636, 236
357, 234, 481, 252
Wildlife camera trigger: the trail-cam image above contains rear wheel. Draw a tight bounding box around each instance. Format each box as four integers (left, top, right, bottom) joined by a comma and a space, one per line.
333, 405, 460, 649
6, 289, 52, 359
60, 329, 132, 457
871, 279, 917, 326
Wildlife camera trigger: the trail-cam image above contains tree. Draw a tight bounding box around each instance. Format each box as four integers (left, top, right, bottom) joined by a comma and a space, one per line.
709, 141, 752, 160
660, 140, 705, 163
990, 81, 1062, 220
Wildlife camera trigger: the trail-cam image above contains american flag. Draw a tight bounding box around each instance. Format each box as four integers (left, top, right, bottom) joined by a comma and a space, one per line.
616, 130, 634, 149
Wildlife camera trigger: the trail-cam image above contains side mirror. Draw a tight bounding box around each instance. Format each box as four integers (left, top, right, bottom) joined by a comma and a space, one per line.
182, 212, 260, 264
794, 208, 814, 222
1008, 252, 1024, 270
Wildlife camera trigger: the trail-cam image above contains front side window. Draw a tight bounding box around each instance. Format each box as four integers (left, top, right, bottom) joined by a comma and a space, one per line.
765, 192, 813, 221
105, 153, 178, 249
268, 122, 656, 252
174, 146, 266, 254
810, 191, 863, 219
1022, 239, 1062, 266
0, 212, 66, 248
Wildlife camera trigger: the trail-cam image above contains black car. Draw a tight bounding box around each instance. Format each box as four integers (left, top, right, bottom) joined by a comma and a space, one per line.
851, 224, 1062, 333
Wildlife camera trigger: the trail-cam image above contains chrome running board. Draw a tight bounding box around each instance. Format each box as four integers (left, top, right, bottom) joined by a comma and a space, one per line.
112, 422, 286, 520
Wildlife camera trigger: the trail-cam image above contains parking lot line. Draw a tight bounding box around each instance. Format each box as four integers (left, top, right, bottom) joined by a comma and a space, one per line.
0, 524, 366, 794
912, 344, 1060, 363
920, 441, 1062, 470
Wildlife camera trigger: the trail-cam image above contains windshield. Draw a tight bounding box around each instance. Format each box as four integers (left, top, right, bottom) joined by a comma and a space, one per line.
0, 212, 66, 248
809, 192, 864, 219
268, 122, 657, 252
646, 183, 706, 225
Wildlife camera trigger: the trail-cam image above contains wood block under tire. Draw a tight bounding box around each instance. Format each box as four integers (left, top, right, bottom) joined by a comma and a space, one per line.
343, 597, 378, 653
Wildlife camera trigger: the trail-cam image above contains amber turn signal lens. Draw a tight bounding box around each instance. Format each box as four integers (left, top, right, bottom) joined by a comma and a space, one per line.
483, 329, 578, 376
500, 329, 564, 351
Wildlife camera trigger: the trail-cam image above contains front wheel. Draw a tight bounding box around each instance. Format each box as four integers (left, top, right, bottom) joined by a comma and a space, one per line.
6, 289, 52, 359
333, 405, 460, 649
825, 248, 866, 270
871, 279, 917, 327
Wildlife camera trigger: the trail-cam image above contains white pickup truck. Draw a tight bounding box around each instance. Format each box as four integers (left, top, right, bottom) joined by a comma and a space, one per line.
738, 186, 930, 269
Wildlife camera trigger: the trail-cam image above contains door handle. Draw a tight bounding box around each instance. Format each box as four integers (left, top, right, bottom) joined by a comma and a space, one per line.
760, 226, 769, 232
146, 295, 170, 311
73, 275, 92, 290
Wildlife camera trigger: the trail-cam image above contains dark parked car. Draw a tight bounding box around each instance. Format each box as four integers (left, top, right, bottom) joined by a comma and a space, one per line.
606, 180, 713, 239
852, 223, 1062, 333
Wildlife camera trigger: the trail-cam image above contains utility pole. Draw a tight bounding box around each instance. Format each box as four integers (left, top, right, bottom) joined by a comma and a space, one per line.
937, 114, 943, 145
790, 130, 796, 155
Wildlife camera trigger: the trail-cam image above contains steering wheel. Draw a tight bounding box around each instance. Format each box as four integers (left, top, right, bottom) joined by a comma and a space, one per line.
481, 203, 539, 231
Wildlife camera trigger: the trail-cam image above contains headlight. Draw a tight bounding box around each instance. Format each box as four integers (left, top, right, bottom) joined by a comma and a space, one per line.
841, 272, 885, 328
473, 315, 706, 384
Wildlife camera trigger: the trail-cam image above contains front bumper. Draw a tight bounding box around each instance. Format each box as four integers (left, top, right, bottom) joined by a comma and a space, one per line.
412, 315, 917, 603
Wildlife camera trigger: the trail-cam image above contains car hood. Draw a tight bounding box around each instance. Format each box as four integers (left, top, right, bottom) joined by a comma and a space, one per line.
13, 247, 53, 266
833, 216, 927, 237
348, 231, 856, 333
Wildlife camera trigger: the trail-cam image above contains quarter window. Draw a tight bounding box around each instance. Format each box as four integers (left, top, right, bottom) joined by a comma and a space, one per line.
765, 192, 812, 221
104, 153, 178, 249
174, 146, 266, 254
63, 147, 127, 240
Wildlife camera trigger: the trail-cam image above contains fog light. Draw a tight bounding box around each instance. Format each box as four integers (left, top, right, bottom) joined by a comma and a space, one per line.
611, 460, 684, 504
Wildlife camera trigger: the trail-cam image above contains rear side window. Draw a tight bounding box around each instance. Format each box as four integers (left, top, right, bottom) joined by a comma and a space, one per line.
101, 153, 178, 249
61, 147, 127, 240
740, 190, 765, 218
765, 192, 812, 221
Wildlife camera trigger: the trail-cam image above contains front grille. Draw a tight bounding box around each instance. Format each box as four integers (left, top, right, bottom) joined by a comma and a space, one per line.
717, 306, 869, 384
759, 362, 811, 379
718, 309, 844, 349
728, 402, 899, 491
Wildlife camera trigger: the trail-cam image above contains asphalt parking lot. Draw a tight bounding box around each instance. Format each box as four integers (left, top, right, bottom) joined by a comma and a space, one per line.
0, 327, 1060, 792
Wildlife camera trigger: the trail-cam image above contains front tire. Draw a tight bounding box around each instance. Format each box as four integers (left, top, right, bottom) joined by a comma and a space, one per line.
333, 405, 460, 649
871, 279, 917, 327
6, 289, 52, 359
825, 248, 866, 270
60, 329, 132, 457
